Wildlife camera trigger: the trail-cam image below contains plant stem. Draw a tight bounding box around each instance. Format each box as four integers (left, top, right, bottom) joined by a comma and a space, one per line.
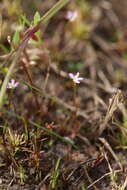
40, 0, 69, 23
73, 82, 77, 107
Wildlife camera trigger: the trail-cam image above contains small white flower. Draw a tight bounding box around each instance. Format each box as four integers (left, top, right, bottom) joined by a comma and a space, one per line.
7, 79, 19, 89
66, 10, 78, 22
69, 72, 83, 84
29, 61, 36, 65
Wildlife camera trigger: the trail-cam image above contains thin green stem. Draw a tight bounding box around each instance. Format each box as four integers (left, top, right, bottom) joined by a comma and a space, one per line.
40, 0, 69, 23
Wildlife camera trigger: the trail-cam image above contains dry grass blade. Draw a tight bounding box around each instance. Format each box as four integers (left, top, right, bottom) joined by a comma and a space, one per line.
87, 169, 121, 189
99, 89, 124, 134
99, 137, 123, 170
84, 166, 100, 190
122, 176, 127, 190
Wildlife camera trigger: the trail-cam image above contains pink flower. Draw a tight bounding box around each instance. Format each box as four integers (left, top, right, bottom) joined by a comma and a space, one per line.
7, 79, 19, 89
66, 10, 78, 22
69, 72, 83, 84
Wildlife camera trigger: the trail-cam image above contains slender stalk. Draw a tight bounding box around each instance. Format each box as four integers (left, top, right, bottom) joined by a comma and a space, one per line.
73, 82, 77, 107
21, 56, 40, 109
40, 0, 69, 23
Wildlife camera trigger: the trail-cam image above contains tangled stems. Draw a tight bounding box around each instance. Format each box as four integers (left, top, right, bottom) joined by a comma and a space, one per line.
0, 0, 70, 109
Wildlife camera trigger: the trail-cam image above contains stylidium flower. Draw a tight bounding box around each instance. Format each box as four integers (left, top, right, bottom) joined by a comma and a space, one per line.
69, 72, 83, 84
66, 10, 78, 22
7, 79, 19, 89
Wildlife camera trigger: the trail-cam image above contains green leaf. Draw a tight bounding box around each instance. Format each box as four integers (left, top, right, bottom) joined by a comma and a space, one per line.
12, 30, 20, 45
34, 11, 41, 25
20, 14, 31, 27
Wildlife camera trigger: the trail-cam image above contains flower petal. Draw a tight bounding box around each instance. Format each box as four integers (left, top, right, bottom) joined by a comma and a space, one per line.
69, 73, 74, 78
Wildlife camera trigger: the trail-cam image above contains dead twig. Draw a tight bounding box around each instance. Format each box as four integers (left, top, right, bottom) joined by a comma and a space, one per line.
84, 166, 100, 190
99, 89, 124, 134
122, 176, 127, 190
87, 169, 121, 189
99, 137, 123, 170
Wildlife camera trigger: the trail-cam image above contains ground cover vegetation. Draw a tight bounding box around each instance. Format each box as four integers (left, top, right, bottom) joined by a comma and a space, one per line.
0, 0, 127, 189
